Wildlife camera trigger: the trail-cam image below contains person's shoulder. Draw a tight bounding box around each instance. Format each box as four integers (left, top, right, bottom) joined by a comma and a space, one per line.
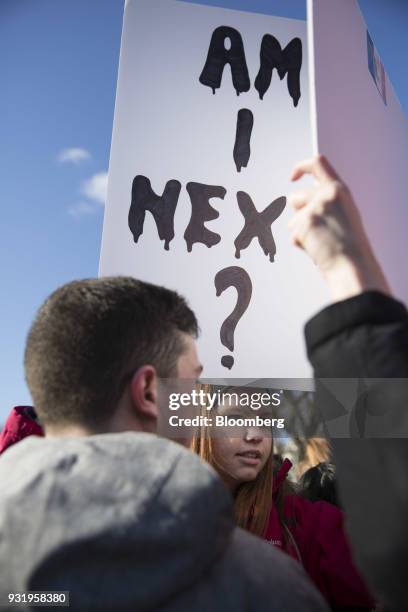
0, 431, 200, 469
89, 432, 222, 483
285, 494, 342, 528
223, 527, 329, 611
0, 433, 50, 467
0, 431, 219, 489
282, 495, 346, 557
302, 497, 342, 528
86, 431, 204, 466
0, 435, 63, 505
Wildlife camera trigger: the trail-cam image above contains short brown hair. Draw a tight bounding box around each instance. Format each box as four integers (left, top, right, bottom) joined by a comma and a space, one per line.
25, 277, 198, 429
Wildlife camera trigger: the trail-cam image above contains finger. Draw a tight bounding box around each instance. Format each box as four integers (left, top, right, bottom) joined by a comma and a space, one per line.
290, 154, 341, 183
288, 203, 308, 232
288, 204, 309, 240
290, 231, 303, 249
288, 187, 317, 211
290, 211, 314, 250
288, 197, 321, 235
289, 222, 306, 249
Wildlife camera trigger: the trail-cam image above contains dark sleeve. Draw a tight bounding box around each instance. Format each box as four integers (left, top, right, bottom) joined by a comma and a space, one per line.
305, 291, 408, 612
305, 290, 408, 378
312, 502, 374, 610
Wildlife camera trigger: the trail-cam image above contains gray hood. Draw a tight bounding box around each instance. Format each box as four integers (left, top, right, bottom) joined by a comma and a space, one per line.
0, 432, 233, 608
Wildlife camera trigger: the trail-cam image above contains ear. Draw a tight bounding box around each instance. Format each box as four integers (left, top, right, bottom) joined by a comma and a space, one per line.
129, 366, 159, 424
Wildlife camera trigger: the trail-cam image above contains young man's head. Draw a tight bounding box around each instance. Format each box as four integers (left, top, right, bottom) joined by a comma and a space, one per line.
24, 277, 201, 438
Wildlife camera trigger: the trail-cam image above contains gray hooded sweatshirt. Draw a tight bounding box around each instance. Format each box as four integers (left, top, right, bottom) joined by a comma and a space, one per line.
0, 432, 328, 611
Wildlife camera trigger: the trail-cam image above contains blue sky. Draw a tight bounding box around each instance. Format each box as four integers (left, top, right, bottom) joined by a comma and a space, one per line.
1, 0, 407, 423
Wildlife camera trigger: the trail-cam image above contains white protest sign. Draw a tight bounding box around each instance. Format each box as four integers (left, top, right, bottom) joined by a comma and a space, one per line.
99, 0, 329, 378
308, 0, 408, 303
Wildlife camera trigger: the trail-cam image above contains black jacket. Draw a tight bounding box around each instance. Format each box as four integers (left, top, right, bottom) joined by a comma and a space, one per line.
305, 291, 408, 612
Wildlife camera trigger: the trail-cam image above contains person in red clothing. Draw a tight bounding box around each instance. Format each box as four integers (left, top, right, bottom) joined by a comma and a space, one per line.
192, 388, 375, 611
0, 406, 44, 455
265, 458, 375, 610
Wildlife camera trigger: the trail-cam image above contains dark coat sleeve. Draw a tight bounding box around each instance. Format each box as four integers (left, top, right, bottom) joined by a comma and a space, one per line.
304, 291, 408, 612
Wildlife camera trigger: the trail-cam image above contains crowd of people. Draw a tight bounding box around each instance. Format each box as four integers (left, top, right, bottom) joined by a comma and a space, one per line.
0, 155, 406, 611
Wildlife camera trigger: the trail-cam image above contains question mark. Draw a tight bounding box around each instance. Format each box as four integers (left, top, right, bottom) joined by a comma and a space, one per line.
214, 266, 253, 369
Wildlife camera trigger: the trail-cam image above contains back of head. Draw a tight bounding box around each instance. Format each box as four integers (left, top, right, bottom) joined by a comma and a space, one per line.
299, 462, 339, 507
25, 277, 198, 431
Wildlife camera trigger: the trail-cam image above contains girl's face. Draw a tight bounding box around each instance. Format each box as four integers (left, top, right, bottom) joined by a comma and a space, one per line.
211, 402, 272, 493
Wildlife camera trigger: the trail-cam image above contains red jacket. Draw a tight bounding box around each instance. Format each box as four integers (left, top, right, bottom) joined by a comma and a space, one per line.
0, 406, 44, 455
264, 459, 375, 609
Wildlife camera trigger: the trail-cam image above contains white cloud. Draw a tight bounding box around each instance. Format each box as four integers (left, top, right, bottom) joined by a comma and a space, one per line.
81, 172, 108, 206
68, 201, 98, 219
67, 170, 108, 220
58, 147, 91, 164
